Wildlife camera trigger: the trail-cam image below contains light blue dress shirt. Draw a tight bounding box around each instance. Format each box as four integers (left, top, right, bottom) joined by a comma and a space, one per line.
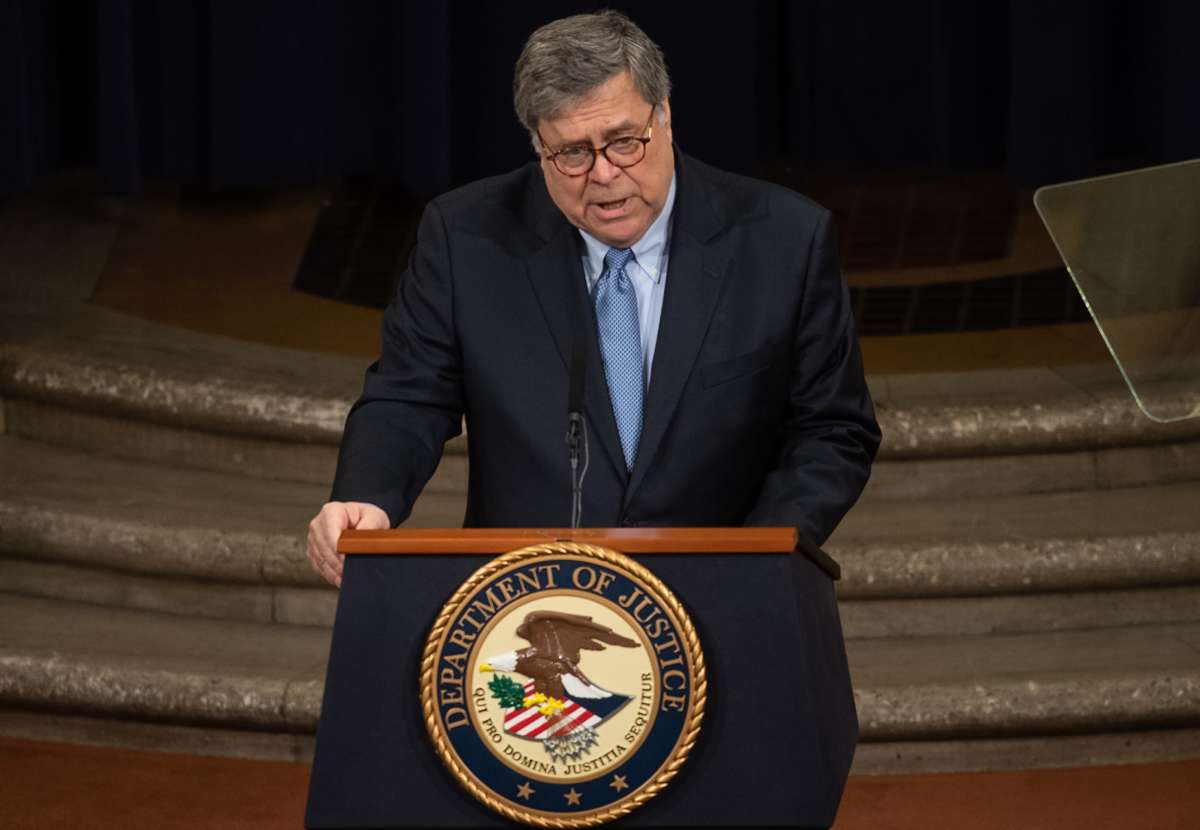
578, 172, 677, 387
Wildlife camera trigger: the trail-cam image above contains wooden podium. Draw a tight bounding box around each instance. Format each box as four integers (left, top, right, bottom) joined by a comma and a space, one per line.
305, 528, 857, 828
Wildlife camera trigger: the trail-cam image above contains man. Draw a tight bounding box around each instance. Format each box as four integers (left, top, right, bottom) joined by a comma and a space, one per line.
307, 10, 878, 822
308, 9, 878, 579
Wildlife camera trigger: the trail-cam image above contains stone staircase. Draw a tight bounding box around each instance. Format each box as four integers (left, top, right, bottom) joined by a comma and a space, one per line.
1, 193, 1199, 775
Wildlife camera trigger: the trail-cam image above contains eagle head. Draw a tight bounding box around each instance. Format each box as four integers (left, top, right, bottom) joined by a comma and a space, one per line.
478, 649, 521, 674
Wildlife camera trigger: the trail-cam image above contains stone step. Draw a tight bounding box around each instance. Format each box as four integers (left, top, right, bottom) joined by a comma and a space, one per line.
829, 480, 1200, 598
847, 623, 1200, 740
9, 390, 1200, 503
3, 436, 1199, 636
0, 434, 461, 627
840, 586, 1200, 639
1, 593, 1197, 772
865, 439, 1200, 501
0, 594, 327, 736
5, 304, 1200, 500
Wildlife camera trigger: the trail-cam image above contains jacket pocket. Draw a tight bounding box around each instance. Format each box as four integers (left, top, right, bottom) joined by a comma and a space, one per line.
700, 341, 775, 389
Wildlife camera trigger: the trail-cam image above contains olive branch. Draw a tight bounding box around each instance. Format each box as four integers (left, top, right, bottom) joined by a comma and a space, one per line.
487, 674, 526, 708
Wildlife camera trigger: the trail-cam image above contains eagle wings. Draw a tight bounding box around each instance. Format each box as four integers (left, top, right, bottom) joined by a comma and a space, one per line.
484, 610, 638, 700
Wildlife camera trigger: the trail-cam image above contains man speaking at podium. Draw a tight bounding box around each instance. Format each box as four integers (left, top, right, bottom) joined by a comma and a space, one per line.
306, 10, 879, 822
307, 8, 879, 583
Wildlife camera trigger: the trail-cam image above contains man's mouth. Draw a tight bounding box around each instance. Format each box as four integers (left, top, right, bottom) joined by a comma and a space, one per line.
594, 197, 630, 212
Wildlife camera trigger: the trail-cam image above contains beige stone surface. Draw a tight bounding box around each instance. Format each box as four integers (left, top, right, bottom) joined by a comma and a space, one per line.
272, 586, 338, 627
832, 482, 1200, 597
0, 435, 467, 588
865, 439, 1200, 501
5, 303, 1199, 467
2, 594, 1197, 746
15, 382, 1199, 502
3, 395, 471, 492
4, 397, 340, 485
0, 557, 277, 623
0, 709, 315, 763
873, 364, 1200, 457
849, 623, 1200, 739
851, 728, 1200, 775
3, 185, 1199, 773
840, 585, 1200, 639
0, 436, 319, 584
5, 434, 1199, 601
0, 595, 328, 729
1, 304, 361, 442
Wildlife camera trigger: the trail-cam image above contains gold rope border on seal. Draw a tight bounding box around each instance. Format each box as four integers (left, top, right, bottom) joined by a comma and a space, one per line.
419, 542, 707, 828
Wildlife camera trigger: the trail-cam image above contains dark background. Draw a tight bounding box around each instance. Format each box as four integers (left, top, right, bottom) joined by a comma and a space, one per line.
4, 0, 1200, 197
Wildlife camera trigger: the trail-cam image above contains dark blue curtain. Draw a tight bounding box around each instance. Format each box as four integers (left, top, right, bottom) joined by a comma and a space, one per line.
2, 0, 59, 193
3, 0, 1199, 195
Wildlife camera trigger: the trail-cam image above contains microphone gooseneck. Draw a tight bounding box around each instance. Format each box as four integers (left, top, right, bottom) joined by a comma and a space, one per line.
566, 344, 589, 528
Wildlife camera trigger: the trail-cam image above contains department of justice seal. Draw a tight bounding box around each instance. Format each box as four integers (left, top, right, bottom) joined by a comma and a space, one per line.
420, 542, 705, 827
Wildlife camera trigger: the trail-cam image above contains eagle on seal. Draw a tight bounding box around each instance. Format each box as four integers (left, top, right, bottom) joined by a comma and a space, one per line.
480, 610, 638, 700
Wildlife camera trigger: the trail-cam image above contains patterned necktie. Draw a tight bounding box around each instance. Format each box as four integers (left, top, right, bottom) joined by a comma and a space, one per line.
593, 248, 643, 471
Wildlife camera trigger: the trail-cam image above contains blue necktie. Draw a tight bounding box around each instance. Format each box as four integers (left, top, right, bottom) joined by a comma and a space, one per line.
593, 248, 643, 471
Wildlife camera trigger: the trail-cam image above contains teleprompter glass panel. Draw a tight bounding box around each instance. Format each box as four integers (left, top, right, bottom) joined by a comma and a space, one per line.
1035, 159, 1200, 422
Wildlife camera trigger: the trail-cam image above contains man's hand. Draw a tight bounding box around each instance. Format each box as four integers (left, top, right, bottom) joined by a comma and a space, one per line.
306, 501, 390, 588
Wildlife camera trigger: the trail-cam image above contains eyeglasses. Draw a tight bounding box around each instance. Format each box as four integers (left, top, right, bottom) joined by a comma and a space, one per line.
538, 108, 656, 177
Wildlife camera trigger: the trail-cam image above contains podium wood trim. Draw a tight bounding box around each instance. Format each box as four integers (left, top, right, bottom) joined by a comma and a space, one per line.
337, 527, 797, 554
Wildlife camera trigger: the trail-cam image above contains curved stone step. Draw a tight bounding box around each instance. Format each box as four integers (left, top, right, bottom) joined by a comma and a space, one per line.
0, 435, 462, 626
0, 303, 453, 447
5, 304, 1200, 500
2, 594, 1197, 772
864, 438, 1200, 501
13, 388, 1196, 502
830, 481, 1200, 598
3, 436, 1199, 635
0, 594, 326, 734
870, 365, 1200, 457
847, 623, 1200, 739
840, 586, 1200, 639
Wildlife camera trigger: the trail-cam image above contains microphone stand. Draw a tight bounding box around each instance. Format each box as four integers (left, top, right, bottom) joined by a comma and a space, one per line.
566, 413, 588, 529
566, 345, 589, 529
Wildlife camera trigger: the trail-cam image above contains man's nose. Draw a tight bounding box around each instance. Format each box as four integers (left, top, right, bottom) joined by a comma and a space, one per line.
588, 152, 621, 184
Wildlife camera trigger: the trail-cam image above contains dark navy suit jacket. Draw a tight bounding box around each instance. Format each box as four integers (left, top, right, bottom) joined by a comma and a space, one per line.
333, 152, 879, 541
330, 151, 880, 824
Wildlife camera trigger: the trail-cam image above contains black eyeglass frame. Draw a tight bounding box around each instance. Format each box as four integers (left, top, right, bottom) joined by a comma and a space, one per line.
537, 107, 657, 177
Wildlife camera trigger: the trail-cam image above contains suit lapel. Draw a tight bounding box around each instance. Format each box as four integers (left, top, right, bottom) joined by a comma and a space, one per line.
626, 155, 732, 504
521, 175, 628, 483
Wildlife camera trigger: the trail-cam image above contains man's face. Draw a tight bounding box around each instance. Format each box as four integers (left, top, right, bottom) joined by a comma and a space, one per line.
536, 71, 674, 249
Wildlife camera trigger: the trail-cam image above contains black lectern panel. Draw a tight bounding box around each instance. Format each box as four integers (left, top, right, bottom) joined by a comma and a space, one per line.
306, 552, 855, 828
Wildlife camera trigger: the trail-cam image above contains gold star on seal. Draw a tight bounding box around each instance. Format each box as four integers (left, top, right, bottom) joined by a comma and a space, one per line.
564, 788, 582, 806
516, 781, 534, 800
609, 775, 629, 792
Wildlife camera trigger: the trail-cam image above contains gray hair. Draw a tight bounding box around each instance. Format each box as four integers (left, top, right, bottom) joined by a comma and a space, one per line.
513, 10, 671, 150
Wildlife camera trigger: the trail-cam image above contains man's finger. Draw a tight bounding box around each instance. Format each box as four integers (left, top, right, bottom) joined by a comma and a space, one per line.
322, 556, 342, 588
307, 503, 355, 588
322, 515, 346, 578
304, 501, 385, 588
346, 502, 391, 530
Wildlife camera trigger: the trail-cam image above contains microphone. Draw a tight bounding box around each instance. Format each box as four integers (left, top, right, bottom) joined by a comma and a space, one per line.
566, 343, 589, 528
568, 343, 586, 418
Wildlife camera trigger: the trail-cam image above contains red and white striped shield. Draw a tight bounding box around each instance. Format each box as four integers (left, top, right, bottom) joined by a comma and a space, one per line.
503, 680, 603, 740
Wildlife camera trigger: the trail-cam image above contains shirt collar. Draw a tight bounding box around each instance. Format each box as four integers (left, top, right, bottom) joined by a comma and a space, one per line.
579, 171, 676, 285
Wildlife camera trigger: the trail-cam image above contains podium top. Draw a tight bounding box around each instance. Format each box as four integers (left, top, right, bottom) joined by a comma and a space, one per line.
337, 527, 798, 555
